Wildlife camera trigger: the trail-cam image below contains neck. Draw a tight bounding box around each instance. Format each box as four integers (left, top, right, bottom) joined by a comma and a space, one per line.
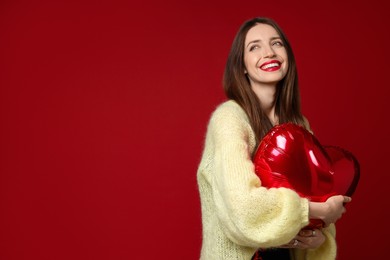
251, 83, 278, 125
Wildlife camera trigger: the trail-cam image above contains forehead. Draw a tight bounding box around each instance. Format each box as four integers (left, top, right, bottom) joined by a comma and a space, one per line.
245, 23, 280, 44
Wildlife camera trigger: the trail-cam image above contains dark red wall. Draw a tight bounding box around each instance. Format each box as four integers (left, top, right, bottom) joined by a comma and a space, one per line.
1, 0, 388, 259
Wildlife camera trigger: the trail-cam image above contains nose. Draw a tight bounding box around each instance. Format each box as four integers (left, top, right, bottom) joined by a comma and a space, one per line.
263, 45, 276, 58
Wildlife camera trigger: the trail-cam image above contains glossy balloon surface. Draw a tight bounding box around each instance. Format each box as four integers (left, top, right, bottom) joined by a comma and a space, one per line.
253, 123, 360, 228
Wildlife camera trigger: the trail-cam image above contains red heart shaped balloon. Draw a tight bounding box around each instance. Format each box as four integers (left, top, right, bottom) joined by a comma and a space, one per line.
253, 123, 360, 228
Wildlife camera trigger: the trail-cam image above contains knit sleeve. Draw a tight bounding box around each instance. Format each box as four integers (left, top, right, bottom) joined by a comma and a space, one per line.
207, 102, 310, 248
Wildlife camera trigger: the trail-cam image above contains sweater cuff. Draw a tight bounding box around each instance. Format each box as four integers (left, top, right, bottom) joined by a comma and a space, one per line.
300, 198, 310, 227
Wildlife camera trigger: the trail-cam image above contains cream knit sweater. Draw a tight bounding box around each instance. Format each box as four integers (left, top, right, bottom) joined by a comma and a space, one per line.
197, 100, 336, 260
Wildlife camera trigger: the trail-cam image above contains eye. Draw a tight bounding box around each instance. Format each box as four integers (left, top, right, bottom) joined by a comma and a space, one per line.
272, 40, 284, 47
249, 44, 260, 51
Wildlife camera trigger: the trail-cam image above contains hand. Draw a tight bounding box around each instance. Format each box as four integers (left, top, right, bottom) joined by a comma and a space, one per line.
323, 195, 351, 226
280, 229, 325, 249
309, 195, 351, 227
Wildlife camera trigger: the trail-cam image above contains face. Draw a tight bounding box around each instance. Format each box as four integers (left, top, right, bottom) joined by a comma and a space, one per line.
244, 23, 288, 89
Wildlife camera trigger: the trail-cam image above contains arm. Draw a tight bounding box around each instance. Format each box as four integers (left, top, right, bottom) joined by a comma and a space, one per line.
280, 193, 350, 250
208, 102, 310, 248
309, 195, 351, 227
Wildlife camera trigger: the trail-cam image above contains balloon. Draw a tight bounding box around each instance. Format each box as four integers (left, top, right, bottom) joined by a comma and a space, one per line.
253, 123, 360, 228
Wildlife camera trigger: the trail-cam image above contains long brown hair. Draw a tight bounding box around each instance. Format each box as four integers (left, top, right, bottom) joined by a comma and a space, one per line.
223, 17, 305, 146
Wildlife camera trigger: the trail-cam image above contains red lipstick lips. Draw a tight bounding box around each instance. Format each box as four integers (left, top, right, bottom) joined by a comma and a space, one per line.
260, 60, 281, 72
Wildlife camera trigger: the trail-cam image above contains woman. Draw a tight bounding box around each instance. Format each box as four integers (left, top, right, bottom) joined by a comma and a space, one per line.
197, 17, 351, 260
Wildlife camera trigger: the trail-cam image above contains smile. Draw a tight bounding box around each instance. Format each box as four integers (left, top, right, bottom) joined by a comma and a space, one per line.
260, 60, 281, 71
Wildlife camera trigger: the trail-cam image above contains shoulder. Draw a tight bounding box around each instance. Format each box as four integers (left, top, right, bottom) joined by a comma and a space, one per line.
206, 100, 252, 138
210, 100, 248, 123
205, 100, 256, 149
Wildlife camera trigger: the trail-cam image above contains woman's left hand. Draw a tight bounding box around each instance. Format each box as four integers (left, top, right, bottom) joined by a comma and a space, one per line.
281, 229, 325, 249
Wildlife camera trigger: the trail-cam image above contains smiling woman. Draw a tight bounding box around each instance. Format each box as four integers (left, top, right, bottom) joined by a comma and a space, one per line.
244, 24, 288, 92
197, 17, 351, 260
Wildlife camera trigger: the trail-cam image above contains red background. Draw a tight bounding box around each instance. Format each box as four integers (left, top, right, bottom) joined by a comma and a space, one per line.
1, 0, 388, 259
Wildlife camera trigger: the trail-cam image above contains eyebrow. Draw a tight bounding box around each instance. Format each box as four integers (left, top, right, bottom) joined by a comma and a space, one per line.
246, 36, 282, 48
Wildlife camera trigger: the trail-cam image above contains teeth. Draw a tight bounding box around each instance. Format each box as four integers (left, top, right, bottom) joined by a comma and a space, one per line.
262, 63, 279, 69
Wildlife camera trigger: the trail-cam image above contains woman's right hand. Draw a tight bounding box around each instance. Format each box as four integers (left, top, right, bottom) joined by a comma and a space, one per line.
309, 195, 352, 227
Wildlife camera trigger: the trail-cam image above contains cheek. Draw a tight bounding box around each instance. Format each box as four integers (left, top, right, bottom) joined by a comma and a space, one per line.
244, 52, 259, 65
243, 56, 250, 69
281, 50, 288, 64
283, 62, 289, 77
244, 56, 258, 72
